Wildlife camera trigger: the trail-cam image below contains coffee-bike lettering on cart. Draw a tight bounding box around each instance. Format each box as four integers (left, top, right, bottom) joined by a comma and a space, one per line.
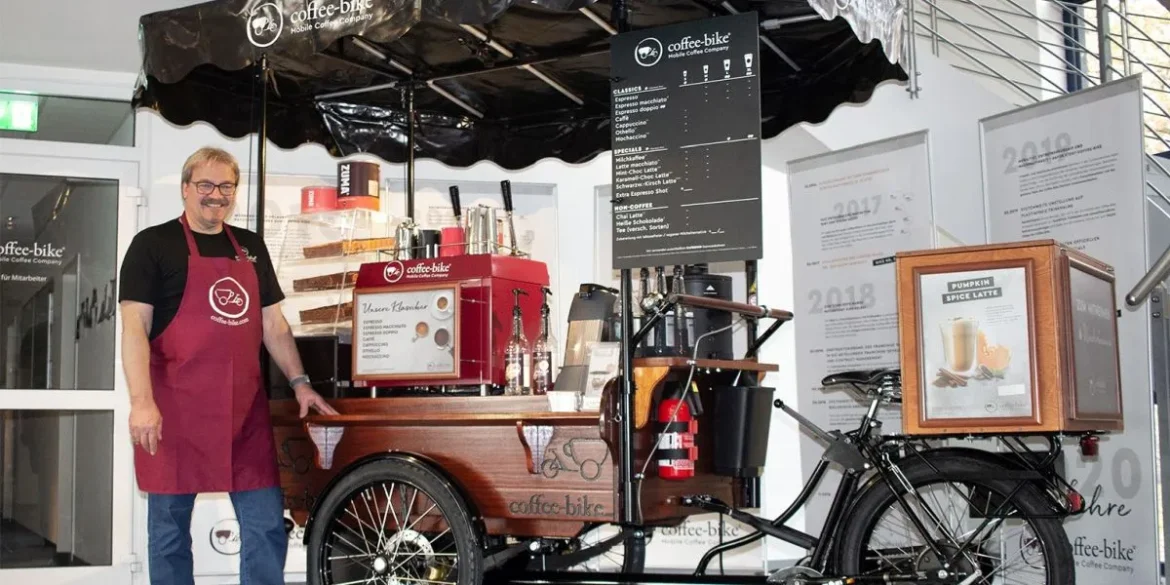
507, 494, 608, 518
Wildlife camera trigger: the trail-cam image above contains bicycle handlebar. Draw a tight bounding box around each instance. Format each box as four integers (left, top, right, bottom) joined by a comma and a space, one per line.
1126, 242, 1170, 307
666, 293, 794, 321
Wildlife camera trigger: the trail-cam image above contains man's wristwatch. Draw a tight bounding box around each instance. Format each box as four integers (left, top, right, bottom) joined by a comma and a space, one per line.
288, 374, 311, 389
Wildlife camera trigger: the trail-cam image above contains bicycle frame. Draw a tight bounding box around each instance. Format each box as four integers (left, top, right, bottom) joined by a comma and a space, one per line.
687, 384, 1086, 579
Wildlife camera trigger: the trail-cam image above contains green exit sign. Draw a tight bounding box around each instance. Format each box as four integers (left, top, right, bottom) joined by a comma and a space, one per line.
0, 98, 38, 132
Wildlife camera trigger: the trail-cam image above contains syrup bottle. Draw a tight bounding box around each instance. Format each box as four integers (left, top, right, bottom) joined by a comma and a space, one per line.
504, 288, 530, 396
531, 287, 556, 395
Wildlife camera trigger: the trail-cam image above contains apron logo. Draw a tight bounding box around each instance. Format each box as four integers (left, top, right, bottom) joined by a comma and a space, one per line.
209, 277, 250, 320
210, 519, 241, 555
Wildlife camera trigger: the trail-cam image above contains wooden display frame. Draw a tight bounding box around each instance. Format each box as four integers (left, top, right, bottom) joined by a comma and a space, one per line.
896, 240, 1124, 435
351, 281, 462, 381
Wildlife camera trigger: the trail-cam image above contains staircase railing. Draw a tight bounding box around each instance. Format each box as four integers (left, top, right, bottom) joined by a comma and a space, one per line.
907, 0, 1170, 199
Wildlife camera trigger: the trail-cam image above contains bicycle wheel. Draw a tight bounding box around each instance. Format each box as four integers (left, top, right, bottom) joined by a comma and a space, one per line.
306, 457, 483, 585
836, 452, 1074, 585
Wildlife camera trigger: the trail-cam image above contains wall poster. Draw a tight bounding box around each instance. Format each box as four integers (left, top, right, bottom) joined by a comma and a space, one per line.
917, 266, 1033, 421
787, 131, 935, 539
979, 75, 1153, 583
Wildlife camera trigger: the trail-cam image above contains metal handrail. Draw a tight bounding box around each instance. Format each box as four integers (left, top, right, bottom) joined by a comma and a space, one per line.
919, 0, 1071, 94
917, 26, 1042, 100
911, 0, 1170, 165
916, 14, 1087, 54
1104, 4, 1170, 76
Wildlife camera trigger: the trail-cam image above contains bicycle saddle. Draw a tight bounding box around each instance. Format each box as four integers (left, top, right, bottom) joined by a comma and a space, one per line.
821, 368, 900, 387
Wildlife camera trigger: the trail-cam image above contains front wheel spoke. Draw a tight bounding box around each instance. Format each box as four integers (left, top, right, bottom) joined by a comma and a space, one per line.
337, 514, 378, 555
331, 529, 375, 563
400, 502, 441, 537
328, 552, 380, 562
361, 488, 385, 548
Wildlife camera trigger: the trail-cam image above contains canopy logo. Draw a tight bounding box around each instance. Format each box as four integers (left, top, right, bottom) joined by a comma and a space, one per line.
246, 3, 283, 48
247, 0, 376, 45
635, 38, 663, 67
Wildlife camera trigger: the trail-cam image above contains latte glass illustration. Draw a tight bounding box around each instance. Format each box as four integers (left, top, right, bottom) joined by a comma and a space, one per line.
940, 317, 978, 375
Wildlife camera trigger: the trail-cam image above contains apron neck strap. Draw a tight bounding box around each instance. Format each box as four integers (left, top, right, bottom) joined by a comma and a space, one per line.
179, 214, 247, 260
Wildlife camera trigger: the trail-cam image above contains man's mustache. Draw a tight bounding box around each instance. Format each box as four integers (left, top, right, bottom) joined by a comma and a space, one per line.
201, 198, 232, 206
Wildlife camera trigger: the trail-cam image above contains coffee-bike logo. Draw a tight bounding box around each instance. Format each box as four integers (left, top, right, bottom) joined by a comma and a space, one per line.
246, 0, 375, 48
384, 260, 453, 283
210, 519, 241, 556
209, 276, 250, 320
634, 38, 663, 67
634, 30, 733, 67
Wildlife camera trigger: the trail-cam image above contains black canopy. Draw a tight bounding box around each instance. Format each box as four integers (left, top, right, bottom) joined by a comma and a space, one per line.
133, 0, 906, 171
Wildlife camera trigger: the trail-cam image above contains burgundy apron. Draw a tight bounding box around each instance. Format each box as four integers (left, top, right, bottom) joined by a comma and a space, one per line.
134, 215, 279, 494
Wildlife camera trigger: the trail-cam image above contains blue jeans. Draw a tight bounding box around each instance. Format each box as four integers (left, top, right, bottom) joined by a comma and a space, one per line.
148, 487, 288, 585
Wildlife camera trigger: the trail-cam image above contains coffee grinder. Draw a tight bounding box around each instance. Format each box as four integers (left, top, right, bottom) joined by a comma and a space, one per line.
553, 284, 617, 393
682, 264, 734, 359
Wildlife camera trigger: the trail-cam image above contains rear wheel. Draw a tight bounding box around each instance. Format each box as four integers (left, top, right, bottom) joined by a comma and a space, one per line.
307, 457, 483, 585
836, 454, 1074, 584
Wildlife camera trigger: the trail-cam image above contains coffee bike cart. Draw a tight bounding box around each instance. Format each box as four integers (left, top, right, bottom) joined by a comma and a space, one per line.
134, 1, 1133, 583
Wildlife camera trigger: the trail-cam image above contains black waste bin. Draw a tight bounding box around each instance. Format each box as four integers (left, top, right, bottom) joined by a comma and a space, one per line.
711, 386, 774, 478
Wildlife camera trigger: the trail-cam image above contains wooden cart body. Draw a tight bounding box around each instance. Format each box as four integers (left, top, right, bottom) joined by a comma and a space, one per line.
271, 358, 777, 539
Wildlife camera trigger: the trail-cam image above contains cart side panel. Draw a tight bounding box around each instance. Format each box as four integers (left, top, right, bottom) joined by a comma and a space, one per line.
270, 397, 617, 538
633, 385, 740, 524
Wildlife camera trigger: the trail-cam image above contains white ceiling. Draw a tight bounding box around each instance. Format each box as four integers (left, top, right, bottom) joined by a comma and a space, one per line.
0, 0, 203, 74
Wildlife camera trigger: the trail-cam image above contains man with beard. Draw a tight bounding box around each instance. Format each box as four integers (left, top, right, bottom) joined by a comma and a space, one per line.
118, 146, 338, 585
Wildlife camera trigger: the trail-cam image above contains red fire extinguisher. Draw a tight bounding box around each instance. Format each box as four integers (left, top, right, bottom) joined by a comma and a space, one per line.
657, 386, 700, 480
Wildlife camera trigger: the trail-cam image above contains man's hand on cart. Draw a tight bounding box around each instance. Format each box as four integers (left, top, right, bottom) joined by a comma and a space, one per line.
294, 383, 340, 418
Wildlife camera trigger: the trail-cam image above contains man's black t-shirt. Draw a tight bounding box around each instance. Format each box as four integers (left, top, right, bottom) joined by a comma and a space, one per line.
118, 219, 284, 339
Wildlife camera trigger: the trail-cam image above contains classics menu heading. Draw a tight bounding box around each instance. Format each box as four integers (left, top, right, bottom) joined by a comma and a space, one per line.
609, 12, 763, 269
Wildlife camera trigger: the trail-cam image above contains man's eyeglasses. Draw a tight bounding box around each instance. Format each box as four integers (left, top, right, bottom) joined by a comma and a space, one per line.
191, 181, 237, 196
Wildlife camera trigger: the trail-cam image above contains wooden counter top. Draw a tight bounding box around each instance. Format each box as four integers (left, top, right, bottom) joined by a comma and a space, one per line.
300, 411, 599, 427
270, 357, 777, 430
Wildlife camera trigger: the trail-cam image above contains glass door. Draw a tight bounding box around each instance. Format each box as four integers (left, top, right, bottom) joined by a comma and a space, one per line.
0, 148, 139, 585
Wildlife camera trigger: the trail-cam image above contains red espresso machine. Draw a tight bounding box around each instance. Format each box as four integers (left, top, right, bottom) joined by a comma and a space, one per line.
350, 255, 548, 394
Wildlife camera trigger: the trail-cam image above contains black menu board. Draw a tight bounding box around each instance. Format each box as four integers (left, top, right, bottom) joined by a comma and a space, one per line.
610, 12, 763, 269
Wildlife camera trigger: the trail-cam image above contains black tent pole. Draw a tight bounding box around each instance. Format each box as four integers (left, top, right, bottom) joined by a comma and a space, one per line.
610, 0, 638, 529
256, 54, 269, 239
406, 84, 416, 220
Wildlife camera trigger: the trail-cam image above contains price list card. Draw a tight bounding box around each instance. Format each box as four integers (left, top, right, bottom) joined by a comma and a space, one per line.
610, 12, 763, 269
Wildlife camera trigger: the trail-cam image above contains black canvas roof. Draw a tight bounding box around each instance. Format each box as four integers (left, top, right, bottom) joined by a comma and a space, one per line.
133, 0, 906, 170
